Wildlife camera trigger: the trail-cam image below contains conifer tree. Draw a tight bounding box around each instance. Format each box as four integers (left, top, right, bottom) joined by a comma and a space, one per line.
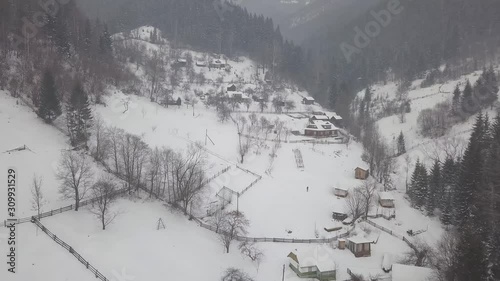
67, 82, 92, 147
37, 70, 61, 123
409, 159, 428, 208
461, 80, 474, 113
99, 24, 113, 56
452, 85, 461, 115
426, 160, 441, 216
397, 131, 406, 155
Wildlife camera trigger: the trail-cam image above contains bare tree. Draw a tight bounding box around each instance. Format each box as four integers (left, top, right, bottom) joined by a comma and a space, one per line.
211, 208, 228, 232
221, 268, 254, 281
120, 133, 149, 193
346, 188, 364, 223
359, 181, 377, 218
238, 241, 264, 269
219, 211, 250, 253
90, 176, 119, 230
57, 151, 94, 211
233, 115, 252, 163
430, 231, 459, 281
172, 145, 208, 214
107, 127, 124, 174
31, 174, 46, 219
285, 100, 296, 112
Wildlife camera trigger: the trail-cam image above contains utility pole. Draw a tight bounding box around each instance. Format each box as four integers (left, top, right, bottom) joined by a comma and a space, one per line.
282, 264, 285, 281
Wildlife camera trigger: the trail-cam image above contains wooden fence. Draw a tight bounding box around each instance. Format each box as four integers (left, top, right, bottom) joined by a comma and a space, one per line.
202, 166, 231, 186
364, 219, 418, 252
32, 218, 110, 281
193, 216, 355, 244
3, 187, 128, 227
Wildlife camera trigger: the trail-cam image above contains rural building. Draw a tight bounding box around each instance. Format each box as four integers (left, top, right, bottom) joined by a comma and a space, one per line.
379, 192, 395, 208
303, 96, 315, 105
332, 201, 347, 221
305, 120, 339, 137
346, 236, 373, 257
210, 59, 226, 68
391, 264, 434, 281
227, 91, 250, 102
334, 187, 348, 197
176, 58, 187, 66
226, 84, 237, 92
195, 61, 206, 67
310, 114, 330, 122
287, 247, 336, 281
354, 167, 369, 180
330, 113, 343, 128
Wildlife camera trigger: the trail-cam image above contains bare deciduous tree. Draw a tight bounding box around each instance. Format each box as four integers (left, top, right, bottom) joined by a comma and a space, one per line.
91, 116, 110, 163
238, 241, 264, 269
346, 188, 364, 223
219, 211, 250, 253
360, 181, 377, 218
221, 268, 254, 281
31, 174, 46, 219
233, 115, 253, 163
90, 176, 119, 230
430, 231, 459, 281
57, 151, 94, 211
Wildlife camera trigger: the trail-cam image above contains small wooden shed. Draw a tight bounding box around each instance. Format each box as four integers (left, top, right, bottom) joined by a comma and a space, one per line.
379, 192, 395, 208
346, 236, 372, 257
354, 167, 369, 180
334, 187, 348, 197
303, 96, 315, 105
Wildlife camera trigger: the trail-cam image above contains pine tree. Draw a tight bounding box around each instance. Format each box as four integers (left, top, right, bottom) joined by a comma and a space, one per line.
452, 85, 461, 115
99, 24, 113, 56
426, 160, 441, 216
67, 82, 92, 147
397, 131, 406, 155
461, 80, 474, 114
83, 19, 92, 54
409, 159, 428, 208
454, 113, 486, 227
328, 79, 337, 110
37, 70, 61, 123
452, 223, 489, 281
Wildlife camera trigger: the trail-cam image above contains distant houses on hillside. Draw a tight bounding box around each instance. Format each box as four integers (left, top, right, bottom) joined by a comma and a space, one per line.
302, 96, 315, 105
304, 120, 339, 137
287, 247, 337, 281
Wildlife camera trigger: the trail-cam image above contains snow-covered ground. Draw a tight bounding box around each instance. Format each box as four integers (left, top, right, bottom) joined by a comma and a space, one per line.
3, 25, 497, 281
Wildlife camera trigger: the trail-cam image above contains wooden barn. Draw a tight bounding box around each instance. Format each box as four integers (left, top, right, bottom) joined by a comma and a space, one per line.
379, 192, 395, 208
354, 167, 369, 180
346, 236, 373, 257
334, 187, 348, 197
226, 84, 237, 92
303, 96, 315, 105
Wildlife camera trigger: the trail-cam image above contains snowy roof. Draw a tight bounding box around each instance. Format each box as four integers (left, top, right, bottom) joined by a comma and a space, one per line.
306, 120, 338, 131
392, 264, 434, 281
379, 192, 395, 201
347, 235, 373, 244
331, 112, 343, 120
311, 115, 330, 120
227, 91, 249, 99
335, 186, 348, 191
289, 246, 336, 272
355, 165, 369, 171
177, 58, 187, 63
304, 96, 315, 101
332, 200, 347, 214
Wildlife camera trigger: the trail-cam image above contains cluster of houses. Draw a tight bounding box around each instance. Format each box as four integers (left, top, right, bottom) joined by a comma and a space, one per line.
286, 244, 433, 281
174, 56, 228, 69
303, 113, 343, 138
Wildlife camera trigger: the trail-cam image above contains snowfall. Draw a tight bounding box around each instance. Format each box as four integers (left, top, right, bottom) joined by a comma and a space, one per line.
1, 25, 498, 281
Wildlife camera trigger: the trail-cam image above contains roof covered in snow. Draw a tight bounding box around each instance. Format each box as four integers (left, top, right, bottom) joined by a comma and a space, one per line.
392, 264, 434, 281
347, 235, 374, 244
289, 246, 336, 272
304, 96, 315, 101
306, 120, 338, 131
379, 192, 395, 201
311, 115, 330, 120
331, 112, 343, 120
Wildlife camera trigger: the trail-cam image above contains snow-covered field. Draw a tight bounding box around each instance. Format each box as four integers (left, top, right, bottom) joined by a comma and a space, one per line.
4, 26, 498, 281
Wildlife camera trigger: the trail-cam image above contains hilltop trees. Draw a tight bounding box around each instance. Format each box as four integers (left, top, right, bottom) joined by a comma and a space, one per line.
67, 82, 93, 147
397, 131, 406, 156
37, 70, 62, 123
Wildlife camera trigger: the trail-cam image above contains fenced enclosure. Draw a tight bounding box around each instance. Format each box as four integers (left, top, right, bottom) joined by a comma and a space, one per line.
3, 187, 129, 227
31, 218, 110, 281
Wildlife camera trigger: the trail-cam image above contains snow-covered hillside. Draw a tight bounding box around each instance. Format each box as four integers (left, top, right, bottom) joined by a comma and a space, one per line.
6, 25, 497, 281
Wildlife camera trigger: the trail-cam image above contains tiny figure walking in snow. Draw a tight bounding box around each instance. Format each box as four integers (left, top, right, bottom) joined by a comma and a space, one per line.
306, 186, 309, 192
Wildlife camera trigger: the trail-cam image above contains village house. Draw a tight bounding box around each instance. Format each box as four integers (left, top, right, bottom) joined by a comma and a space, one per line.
226, 84, 237, 92
176, 58, 187, 66
346, 236, 373, 257
310, 114, 331, 122
287, 247, 336, 281
332, 204, 348, 221
305, 120, 339, 137
379, 192, 395, 208
226, 91, 251, 102
334, 187, 348, 198
330, 113, 343, 128
354, 167, 369, 180
210, 59, 226, 69
303, 96, 315, 105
